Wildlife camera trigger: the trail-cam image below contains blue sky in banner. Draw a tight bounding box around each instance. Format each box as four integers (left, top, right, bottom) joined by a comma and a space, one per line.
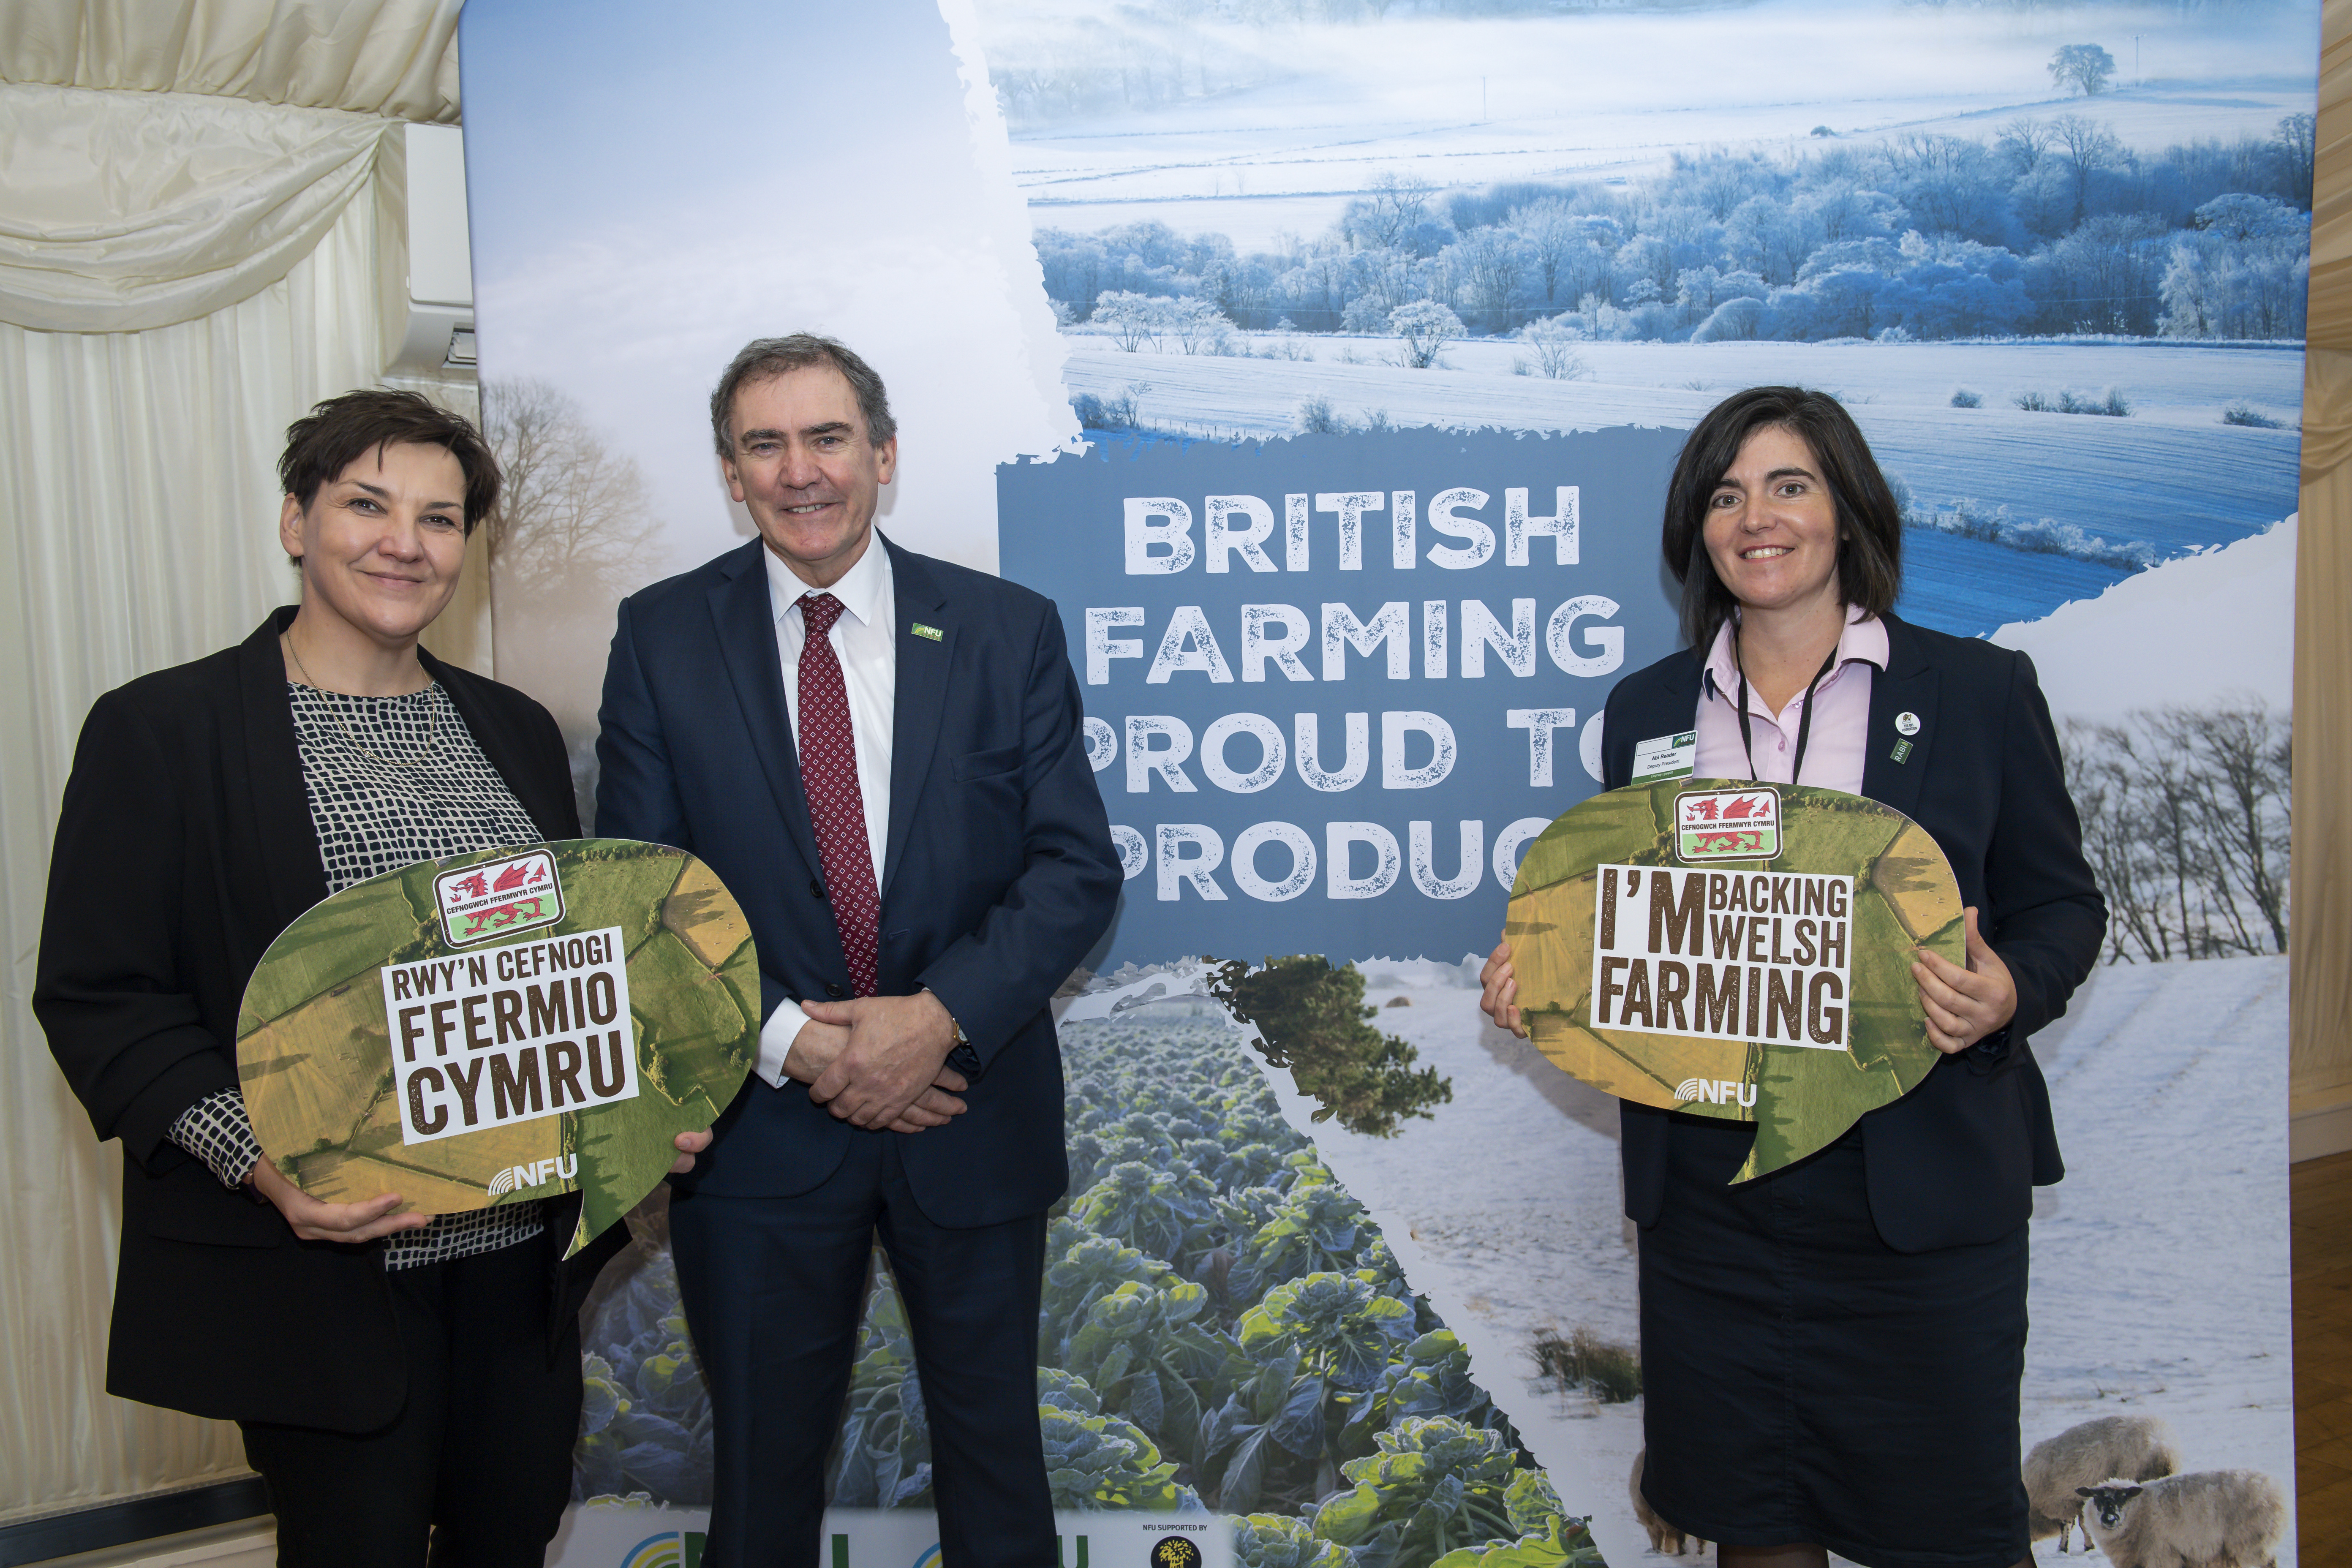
460, 0, 1069, 580
1004, 425, 1682, 968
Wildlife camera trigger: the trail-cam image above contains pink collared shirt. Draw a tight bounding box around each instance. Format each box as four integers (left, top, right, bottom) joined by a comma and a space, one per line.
1691, 606, 1889, 794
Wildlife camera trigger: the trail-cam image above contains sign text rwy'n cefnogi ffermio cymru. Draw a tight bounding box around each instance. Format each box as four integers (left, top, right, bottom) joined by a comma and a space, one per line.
381, 926, 638, 1144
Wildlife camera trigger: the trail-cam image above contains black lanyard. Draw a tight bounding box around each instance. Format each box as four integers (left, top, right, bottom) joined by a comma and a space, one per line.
1734, 636, 1838, 786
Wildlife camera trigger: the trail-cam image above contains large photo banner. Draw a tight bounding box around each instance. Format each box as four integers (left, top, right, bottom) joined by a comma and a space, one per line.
460, 1, 2310, 1563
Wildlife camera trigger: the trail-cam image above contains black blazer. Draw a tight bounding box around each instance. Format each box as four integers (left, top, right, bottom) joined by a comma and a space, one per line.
1602, 611, 2106, 1253
34, 610, 626, 1430
594, 536, 1121, 1226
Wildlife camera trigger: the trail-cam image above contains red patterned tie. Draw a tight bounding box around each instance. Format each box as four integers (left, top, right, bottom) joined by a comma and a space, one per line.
795, 593, 879, 998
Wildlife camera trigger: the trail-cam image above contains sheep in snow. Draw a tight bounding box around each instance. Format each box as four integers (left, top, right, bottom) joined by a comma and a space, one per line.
2024, 1413, 2180, 1551
1629, 1449, 1708, 1557
2074, 1470, 2287, 1568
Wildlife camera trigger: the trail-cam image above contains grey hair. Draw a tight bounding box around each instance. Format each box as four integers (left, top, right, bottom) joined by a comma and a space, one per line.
709, 334, 897, 457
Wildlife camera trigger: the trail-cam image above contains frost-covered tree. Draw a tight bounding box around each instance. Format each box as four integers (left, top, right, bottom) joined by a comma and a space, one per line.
1997, 117, 2056, 177
1336, 248, 1421, 332
2191, 192, 2306, 245
1690, 295, 1772, 343
1515, 318, 1590, 380
1878, 133, 2006, 244
2049, 44, 2116, 97
1388, 300, 1463, 369
1444, 226, 1528, 332
1722, 196, 1809, 286
1094, 291, 1169, 351
2036, 213, 2169, 334
2275, 112, 2318, 207
2162, 196, 2308, 339
2048, 114, 2128, 228
1799, 180, 1905, 245
1673, 266, 1767, 329
1341, 172, 1435, 252
1509, 196, 1583, 309
1168, 297, 1234, 355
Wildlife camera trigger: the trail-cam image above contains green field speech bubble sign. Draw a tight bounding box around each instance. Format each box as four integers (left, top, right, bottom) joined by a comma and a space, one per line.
1506, 780, 1964, 1180
237, 838, 757, 1257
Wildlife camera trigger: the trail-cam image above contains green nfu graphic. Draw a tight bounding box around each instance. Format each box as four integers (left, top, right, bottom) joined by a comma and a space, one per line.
237, 839, 757, 1257
1507, 780, 1963, 1180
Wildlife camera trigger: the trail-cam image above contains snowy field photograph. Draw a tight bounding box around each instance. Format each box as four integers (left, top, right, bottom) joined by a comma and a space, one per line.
971, 0, 2317, 636
1055, 333, 2303, 634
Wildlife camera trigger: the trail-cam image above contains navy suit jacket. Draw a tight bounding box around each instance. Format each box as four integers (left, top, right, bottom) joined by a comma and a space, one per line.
1602, 611, 2106, 1253
594, 535, 1120, 1227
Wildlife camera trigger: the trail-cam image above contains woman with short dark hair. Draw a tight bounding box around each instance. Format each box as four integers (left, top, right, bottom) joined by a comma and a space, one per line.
35, 388, 704, 1567
1483, 387, 2104, 1568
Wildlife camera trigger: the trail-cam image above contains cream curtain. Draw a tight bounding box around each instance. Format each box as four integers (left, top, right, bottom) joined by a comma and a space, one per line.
0, 85, 392, 332
0, 0, 461, 122
0, 0, 464, 1528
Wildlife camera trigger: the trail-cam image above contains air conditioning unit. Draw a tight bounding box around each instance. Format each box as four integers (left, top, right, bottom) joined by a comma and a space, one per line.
386, 122, 475, 376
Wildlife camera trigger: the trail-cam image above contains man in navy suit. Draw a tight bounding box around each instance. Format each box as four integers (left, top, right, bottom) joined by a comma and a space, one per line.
595, 335, 1120, 1568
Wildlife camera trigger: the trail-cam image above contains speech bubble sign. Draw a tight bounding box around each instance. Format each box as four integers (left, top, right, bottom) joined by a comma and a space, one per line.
1506, 779, 1964, 1180
237, 838, 757, 1256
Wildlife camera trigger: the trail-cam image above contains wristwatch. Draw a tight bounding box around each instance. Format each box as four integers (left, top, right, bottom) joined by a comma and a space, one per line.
925, 987, 985, 1079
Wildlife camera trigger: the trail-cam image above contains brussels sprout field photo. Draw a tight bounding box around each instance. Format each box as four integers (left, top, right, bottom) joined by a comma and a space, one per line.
574, 997, 1602, 1568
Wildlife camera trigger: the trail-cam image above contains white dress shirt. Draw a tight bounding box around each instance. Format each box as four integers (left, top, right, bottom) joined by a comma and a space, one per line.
756, 536, 897, 1086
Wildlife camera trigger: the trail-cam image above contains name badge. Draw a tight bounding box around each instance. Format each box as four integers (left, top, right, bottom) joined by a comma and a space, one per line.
1631, 730, 1698, 783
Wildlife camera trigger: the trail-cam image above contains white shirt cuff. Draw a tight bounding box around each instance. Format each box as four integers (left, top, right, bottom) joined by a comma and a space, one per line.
757, 997, 811, 1089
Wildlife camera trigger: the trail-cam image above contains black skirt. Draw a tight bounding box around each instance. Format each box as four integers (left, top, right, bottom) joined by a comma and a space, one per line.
1636, 1114, 2030, 1568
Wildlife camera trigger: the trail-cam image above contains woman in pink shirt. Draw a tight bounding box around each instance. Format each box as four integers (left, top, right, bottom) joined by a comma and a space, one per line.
1482, 387, 2104, 1568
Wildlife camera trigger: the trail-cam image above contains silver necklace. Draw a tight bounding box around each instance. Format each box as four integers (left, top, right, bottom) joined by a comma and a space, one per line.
281, 632, 438, 770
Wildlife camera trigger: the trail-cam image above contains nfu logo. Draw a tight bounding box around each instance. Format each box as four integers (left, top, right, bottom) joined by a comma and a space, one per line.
1675, 1077, 1758, 1108
487, 1154, 578, 1195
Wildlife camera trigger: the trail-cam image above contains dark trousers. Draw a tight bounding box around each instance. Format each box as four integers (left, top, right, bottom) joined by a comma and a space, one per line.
237, 1235, 581, 1568
669, 1132, 1053, 1568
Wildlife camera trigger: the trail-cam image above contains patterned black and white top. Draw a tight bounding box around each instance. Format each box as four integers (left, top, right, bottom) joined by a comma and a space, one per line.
169, 680, 553, 1270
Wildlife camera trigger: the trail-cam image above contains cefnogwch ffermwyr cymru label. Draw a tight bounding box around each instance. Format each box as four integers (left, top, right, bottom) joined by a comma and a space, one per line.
237, 839, 757, 1255
1506, 779, 1964, 1180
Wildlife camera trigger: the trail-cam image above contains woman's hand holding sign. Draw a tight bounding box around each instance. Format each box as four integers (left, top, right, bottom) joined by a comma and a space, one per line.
249, 1127, 715, 1239
1911, 906, 2017, 1054
1479, 902, 2013, 1059
1479, 940, 1526, 1039
248, 1159, 432, 1244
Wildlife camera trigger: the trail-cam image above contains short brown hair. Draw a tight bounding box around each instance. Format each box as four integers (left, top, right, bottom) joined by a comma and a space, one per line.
278, 388, 500, 533
1660, 386, 1903, 649
710, 334, 896, 457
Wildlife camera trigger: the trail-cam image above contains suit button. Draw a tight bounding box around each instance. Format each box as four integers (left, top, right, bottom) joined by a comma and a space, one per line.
810, 878, 825, 899
825, 983, 846, 999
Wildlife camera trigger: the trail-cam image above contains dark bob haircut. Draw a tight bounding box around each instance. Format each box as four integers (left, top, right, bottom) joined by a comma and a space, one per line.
1660, 385, 1903, 650
710, 334, 897, 457
277, 388, 500, 534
